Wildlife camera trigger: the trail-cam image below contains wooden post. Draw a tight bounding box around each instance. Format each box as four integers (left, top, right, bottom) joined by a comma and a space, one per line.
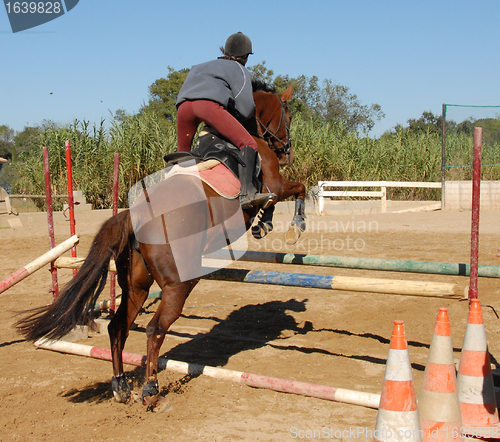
468, 127, 482, 300
43, 147, 58, 299
65, 140, 78, 277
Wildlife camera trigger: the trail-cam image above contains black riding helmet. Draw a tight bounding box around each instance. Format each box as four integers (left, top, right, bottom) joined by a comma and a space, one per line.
224, 32, 253, 57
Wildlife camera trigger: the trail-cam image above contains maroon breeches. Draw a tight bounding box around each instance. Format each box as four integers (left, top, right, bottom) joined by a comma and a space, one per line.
176, 100, 257, 152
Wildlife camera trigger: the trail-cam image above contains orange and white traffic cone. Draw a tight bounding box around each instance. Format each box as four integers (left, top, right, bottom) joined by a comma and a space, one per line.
374, 320, 422, 442
418, 308, 463, 442
457, 299, 500, 439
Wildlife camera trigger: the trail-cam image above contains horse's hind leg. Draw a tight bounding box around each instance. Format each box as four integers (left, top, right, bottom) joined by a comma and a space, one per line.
109, 249, 153, 402
142, 279, 198, 407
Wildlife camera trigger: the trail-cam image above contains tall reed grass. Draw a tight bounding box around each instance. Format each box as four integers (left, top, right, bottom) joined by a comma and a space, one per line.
11, 113, 500, 209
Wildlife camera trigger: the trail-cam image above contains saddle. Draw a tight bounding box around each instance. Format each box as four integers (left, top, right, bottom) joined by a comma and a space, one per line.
163, 128, 261, 179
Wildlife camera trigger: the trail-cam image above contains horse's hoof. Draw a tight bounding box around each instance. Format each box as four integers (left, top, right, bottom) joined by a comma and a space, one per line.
111, 375, 131, 403
284, 225, 302, 245
143, 393, 161, 408
291, 215, 306, 233
142, 380, 160, 407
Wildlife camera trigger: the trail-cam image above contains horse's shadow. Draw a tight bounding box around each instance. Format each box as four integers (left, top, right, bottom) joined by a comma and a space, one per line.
62, 298, 309, 404
63, 297, 464, 405
163, 298, 310, 367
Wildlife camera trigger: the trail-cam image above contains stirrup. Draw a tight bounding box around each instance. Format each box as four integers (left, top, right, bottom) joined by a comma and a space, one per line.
240, 193, 274, 210
260, 183, 276, 209
240, 183, 276, 209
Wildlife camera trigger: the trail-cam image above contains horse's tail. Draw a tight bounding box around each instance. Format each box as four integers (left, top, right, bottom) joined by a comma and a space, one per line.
16, 210, 134, 342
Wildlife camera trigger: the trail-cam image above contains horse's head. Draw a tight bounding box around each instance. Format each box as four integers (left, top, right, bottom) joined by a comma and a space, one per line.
252, 84, 294, 167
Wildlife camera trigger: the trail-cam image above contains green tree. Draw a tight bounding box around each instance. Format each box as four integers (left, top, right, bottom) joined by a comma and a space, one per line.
112, 108, 131, 125
13, 126, 43, 159
247, 60, 275, 85
455, 119, 474, 136
143, 67, 189, 124
144, 64, 385, 136
278, 74, 323, 121
317, 81, 384, 134
396, 112, 500, 146
0, 125, 14, 160
248, 64, 385, 134
473, 117, 500, 146
406, 111, 442, 135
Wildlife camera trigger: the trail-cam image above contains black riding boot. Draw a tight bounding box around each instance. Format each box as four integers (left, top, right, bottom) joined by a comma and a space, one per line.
238, 146, 275, 209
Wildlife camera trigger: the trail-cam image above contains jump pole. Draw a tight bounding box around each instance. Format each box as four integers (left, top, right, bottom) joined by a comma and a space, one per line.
468, 127, 482, 301
65, 140, 78, 277
208, 250, 500, 278
34, 338, 381, 409
43, 146, 58, 299
0, 235, 79, 296
202, 268, 456, 297
53, 257, 456, 297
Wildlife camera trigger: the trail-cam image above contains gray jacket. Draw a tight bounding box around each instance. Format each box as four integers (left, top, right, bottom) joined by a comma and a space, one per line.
176, 58, 255, 120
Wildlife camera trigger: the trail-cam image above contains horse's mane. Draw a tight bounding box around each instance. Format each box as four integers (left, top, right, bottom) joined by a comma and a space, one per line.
244, 81, 277, 136
252, 80, 276, 93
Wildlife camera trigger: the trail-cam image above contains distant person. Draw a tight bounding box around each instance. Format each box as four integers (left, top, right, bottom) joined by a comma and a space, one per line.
176, 32, 269, 209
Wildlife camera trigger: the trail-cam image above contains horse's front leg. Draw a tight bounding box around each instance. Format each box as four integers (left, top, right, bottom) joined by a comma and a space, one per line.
276, 179, 306, 245
252, 205, 275, 239
258, 146, 307, 244
110, 249, 153, 403
142, 280, 198, 408
285, 195, 307, 245
253, 190, 306, 244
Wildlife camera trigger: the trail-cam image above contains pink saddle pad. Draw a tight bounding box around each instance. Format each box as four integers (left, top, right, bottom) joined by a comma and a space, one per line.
198, 163, 241, 198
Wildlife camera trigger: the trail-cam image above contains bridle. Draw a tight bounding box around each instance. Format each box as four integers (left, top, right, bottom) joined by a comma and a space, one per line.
255, 95, 292, 157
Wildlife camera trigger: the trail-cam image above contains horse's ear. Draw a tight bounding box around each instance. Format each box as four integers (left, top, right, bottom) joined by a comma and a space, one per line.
280, 85, 293, 103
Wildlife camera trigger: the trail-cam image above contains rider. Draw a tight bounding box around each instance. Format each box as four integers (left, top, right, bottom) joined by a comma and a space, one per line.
176, 32, 272, 209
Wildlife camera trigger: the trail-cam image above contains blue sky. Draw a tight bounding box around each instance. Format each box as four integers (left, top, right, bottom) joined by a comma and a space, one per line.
1, 0, 499, 138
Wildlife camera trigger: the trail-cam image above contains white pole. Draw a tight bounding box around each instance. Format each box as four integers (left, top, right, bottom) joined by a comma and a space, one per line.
0, 235, 79, 295
35, 339, 381, 409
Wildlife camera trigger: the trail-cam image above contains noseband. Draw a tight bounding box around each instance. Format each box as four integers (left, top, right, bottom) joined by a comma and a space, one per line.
256, 95, 292, 157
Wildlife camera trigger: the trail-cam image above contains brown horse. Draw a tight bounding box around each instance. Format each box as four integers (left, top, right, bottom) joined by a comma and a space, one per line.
16, 83, 306, 409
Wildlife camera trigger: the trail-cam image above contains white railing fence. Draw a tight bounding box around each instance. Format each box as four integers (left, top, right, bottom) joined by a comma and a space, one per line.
317, 181, 442, 214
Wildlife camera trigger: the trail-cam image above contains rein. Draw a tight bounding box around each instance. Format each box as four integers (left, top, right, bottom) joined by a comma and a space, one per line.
256, 95, 292, 156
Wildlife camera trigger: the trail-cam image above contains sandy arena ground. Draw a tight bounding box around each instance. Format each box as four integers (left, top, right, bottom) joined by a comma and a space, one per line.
0, 206, 499, 441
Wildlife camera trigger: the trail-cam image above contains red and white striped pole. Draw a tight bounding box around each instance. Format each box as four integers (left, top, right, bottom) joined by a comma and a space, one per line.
65, 140, 78, 277
42, 146, 58, 299
109, 153, 120, 315
468, 127, 482, 301
0, 235, 79, 295
35, 338, 381, 409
